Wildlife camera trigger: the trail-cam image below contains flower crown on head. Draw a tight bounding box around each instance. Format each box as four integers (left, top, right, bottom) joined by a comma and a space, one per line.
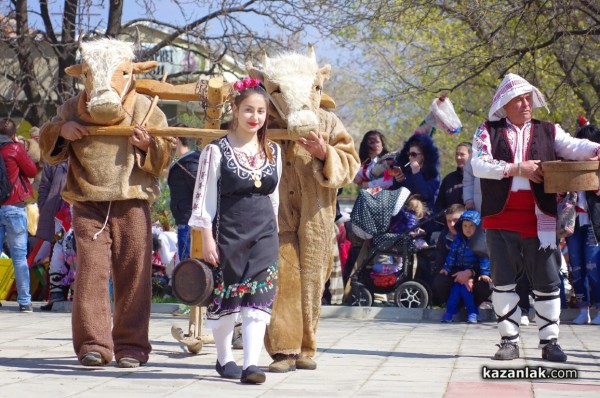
233, 77, 262, 93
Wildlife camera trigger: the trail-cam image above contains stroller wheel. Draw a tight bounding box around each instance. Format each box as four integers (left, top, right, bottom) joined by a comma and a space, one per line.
347, 284, 373, 307
394, 281, 429, 308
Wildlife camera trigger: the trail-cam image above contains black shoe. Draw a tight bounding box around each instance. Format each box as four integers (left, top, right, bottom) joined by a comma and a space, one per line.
19, 303, 33, 313
240, 365, 266, 384
493, 339, 519, 360
542, 339, 567, 362
216, 360, 242, 379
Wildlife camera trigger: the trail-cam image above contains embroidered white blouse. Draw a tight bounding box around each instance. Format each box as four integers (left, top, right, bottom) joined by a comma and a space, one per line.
188, 141, 282, 230
471, 119, 600, 191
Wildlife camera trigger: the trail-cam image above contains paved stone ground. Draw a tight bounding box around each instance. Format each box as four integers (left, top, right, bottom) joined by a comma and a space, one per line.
0, 302, 599, 398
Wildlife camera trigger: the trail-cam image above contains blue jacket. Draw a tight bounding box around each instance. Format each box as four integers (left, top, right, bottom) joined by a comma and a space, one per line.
442, 210, 490, 276
392, 134, 440, 212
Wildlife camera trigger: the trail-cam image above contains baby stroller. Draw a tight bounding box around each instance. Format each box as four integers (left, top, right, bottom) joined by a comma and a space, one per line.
346, 187, 440, 308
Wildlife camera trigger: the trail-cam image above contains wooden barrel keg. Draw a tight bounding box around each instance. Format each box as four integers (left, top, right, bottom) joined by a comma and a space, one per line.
171, 258, 216, 307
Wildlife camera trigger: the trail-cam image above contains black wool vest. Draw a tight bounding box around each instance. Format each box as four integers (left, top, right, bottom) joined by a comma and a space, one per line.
480, 119, 557, 217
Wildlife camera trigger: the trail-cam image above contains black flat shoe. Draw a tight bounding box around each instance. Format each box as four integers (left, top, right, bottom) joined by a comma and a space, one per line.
542, 339, 567, 362
216, 360, 242, 379
241, 365, 266, 384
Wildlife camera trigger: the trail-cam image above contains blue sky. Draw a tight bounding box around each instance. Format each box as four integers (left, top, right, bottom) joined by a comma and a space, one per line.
15, 1, 344, 64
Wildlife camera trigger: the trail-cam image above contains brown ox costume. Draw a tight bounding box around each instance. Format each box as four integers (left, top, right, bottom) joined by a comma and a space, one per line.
268, 109, 359, 368
247, 48, 360, 372
39, 39, 175, 366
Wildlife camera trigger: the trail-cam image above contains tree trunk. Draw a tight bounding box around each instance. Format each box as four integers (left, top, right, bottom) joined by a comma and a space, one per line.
56, 0, 79, 102
14, 0, 46, 126
107, 0, 124, 38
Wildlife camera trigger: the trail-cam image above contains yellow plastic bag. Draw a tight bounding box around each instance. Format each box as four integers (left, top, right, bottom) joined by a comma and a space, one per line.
26, 202, 39, 236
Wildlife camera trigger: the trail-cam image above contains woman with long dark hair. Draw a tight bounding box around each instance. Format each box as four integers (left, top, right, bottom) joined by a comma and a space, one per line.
354, 130, 391, 189
393, 133, 441, 215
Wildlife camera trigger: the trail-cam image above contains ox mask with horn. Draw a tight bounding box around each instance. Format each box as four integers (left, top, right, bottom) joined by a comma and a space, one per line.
65, 36, 158, 125
246, 44, 331, 139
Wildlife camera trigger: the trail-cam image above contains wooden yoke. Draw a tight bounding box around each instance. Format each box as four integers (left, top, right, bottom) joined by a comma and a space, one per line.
88, 76, 330, 141
205, 76, 228, 129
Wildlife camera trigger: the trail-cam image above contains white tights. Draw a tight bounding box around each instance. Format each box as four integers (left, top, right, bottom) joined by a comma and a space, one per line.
211, 313, 236, 366
210, 308, 269, 370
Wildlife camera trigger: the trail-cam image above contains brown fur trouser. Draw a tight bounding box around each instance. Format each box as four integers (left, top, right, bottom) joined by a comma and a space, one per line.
265, 231, 333, 358
71, 200, 152, 364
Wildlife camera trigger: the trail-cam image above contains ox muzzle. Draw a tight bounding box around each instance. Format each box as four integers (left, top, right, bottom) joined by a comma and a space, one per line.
286, 110, 320, 139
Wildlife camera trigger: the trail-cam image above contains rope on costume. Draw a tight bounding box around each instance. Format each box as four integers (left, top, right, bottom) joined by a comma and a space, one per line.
93, 201, 112, 240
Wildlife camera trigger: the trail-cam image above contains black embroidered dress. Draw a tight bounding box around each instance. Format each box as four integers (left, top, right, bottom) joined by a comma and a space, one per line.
189, 137, 281, 320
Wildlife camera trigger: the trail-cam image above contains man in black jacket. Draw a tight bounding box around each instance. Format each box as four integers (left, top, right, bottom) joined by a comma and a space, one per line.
167, 135, 200, 261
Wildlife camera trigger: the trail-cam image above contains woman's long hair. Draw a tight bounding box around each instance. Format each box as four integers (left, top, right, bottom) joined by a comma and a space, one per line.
358, 130, 388, 164
232, 85, 273, 161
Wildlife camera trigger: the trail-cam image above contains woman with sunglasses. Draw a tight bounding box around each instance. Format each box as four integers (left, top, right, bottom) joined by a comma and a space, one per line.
390, 134, 441, 287
393, 133, 441, 216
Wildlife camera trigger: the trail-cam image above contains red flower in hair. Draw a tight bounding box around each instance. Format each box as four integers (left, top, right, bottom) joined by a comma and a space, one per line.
233, 77, 261, 93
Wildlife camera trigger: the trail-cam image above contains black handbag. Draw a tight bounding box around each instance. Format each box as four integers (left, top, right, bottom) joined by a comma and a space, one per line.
171, 258, 219, 307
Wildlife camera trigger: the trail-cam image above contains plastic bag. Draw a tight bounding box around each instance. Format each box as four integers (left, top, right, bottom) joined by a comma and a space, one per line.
430, 96, 462, 135
556, 192, 577, 239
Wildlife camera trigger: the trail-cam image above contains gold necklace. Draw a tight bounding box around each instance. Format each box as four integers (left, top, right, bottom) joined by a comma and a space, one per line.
233, 147, 263, 188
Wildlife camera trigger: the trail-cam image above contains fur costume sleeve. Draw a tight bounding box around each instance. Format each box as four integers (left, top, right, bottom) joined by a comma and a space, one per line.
39, 96, 77, 165
131, 98, 174, 177
309, 109, 360, 189
39, 93, 176, 204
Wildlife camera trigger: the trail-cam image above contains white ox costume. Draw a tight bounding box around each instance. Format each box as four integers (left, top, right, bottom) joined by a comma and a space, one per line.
247, 47, 360, 372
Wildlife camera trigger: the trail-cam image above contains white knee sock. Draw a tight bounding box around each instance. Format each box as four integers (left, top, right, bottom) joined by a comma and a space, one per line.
241, 307, 268, 370
211, 315, 236, 366
492, 284, 521, 342
533, 289, 561, 346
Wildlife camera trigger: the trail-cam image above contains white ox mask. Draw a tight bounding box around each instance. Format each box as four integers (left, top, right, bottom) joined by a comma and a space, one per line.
65, 38, 157, 124
246, 45, 331, 138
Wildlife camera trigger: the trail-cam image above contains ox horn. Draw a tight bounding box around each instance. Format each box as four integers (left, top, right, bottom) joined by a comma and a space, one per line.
76, 29, 84, 50
262, 50, 270, 67
131, 26, 144, 59
133, 26, 141, 50
307, 43, 316, 60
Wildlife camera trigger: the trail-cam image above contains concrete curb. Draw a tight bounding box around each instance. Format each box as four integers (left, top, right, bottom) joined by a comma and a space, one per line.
1, 300, 593, 322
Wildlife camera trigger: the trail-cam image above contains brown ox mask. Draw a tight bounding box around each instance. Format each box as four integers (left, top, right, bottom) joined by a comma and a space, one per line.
65, 38, 158, 125
246, 45, 331, 138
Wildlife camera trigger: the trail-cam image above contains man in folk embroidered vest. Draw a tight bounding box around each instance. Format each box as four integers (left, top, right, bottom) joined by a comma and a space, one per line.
471, 73, 600, 363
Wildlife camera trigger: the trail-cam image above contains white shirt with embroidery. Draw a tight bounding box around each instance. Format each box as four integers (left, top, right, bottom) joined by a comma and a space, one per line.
471, 119, 600, 191
188, 142, 282, 230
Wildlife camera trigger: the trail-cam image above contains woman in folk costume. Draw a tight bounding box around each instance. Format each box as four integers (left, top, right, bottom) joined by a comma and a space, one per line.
471, 73, 600, 362
189, 78, 282, 384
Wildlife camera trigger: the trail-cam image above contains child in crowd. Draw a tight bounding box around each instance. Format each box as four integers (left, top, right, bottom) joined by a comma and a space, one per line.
434, 204, 465, 269
388, 195, 428, 248
440, 210, 491, 323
